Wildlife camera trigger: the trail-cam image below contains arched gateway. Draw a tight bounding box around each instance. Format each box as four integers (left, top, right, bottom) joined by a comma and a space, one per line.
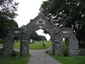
2, 13, 79, 56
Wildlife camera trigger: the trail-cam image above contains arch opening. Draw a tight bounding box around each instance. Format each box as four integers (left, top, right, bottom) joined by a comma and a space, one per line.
61, 37, 69, 56
29, 29, 52, 50
0, 39, 4, 48
13, 36, 21, 55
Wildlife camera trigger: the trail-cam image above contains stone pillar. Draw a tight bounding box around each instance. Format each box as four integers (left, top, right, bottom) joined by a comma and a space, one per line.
69, 36, 79, 56
20, 32, 29, 56
51, 33, 56, 55
80, 48, 85, 56
3, 36, 14, 56
54, 33, 61, 56
55, 40, 61, 56
52, 41, 55, 55
20, 40, 29, 56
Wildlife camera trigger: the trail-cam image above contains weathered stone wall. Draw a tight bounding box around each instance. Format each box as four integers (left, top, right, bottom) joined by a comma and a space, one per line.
54, 31, 62, 55
2, 29, 28, 56
1, 12, 82, 56
69, 37, 79, 56
20, 40, 29, 56
80, 48, 85, 56
60, 28, 79, 56
55, 42, 61, 55
3, 31, 15, 56
26, 12, 59, 56
0, 48, 2, 55
20, 33, 29, 56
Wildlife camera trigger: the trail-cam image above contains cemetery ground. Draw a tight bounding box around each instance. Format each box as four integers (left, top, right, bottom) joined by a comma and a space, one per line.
0, 53, 30, 64
0, 41, 85, 64
0, 41, 52, 64
52, 55, 85, 64
14, 41, 85, 64
14, 40, 52, 50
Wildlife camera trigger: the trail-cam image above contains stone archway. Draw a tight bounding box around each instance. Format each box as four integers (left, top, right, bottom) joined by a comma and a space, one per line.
2, 12, 80, 56
2, 29, 27, 56
60, 28, 79, 56
25, 13, 60, 55
2, 29, 22, 56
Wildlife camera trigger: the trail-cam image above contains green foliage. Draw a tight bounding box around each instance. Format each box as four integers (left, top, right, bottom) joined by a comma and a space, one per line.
60, 39, 69, 56
41, 0, 85, 47
0, 20, 18, 39
0, 39, 4, 44
0, 0, 19, 39
41, 0, 85, 27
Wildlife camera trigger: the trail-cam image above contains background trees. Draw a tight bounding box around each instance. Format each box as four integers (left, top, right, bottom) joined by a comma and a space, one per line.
30, 32, 46, 43
41, 0, 85, 48
0, 0, 19, 40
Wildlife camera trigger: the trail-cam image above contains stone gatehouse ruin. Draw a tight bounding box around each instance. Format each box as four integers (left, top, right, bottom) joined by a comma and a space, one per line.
0, 12, 81, 56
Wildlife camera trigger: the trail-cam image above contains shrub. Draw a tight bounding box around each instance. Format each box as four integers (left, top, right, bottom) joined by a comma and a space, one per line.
60, 40, 69, 56
0, 39, 4, 44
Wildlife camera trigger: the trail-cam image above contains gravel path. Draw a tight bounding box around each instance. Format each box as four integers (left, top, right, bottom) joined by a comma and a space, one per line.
27, 50, 61, 64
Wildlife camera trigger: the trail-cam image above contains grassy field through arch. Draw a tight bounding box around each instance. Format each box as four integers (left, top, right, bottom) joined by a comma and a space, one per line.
14, 40, 52, 50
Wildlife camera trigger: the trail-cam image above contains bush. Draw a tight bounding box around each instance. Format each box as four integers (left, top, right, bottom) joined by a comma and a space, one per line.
60, 40, 69, 56
12, 51, 16, 57
0, 39, 4, 44
0, 48, 3, 56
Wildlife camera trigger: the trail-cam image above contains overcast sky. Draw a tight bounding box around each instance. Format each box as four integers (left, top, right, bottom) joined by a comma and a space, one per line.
14, 0, 50, 40
15, 0, 46, 27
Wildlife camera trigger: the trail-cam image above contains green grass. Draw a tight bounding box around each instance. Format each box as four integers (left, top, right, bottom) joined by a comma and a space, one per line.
52, 56, 85, 64
14, 40, 20, 49
0, 53, 30, 64
14, 40, 52, 50
29, 41, 52, 50
0, 44, 3, 47
0, 40, 52, 50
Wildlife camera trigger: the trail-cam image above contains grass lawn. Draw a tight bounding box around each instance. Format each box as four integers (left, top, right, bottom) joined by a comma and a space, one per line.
0, 44, 3, 47
0, 40, 52, 50
52, 55, 85, 64
14, 40, 52, 50
0, 54, 30, 64
29, 41, 52, 50
14, 40, 20, 49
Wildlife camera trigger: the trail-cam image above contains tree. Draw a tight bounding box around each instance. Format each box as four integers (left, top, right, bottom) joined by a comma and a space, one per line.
0, 0, 19, 39
30, 32, 46, 43
41, 0, 85, 47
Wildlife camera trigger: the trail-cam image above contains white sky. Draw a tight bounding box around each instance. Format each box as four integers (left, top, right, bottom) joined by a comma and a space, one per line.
15, 0, 46, 27
36, 29, 51, 40
15, 0, 50, 40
